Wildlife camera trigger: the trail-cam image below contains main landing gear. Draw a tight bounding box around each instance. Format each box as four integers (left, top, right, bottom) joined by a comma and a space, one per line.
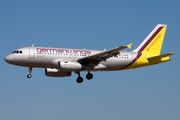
75, 72, 93, 83
27, 67, 32, 78
86, 73, 93, 80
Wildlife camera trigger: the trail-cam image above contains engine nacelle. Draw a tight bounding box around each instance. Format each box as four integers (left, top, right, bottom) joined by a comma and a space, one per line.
45, 68, 71, 77
60, 61, 82, 71
52, 60, 82, 72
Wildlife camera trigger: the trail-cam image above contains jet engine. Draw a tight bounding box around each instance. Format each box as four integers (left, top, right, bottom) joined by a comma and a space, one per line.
60, 61, 82, 71
52, 60, 82, 72
45, 68, 71, 77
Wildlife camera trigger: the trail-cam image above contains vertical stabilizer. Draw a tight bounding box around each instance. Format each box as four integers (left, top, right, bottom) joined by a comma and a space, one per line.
134, 24, 167, 55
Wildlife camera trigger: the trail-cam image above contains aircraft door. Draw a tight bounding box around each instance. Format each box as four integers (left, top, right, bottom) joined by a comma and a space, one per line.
29, 47, 35, 59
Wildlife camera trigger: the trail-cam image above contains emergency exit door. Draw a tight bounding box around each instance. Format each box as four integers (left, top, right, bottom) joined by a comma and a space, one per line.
29, 47, 35, 59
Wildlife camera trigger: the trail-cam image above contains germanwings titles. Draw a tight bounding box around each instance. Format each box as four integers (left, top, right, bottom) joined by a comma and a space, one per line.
5, 24, 174, 83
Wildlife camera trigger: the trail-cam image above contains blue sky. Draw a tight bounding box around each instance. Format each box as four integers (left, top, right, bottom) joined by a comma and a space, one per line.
0, 0, 179, 120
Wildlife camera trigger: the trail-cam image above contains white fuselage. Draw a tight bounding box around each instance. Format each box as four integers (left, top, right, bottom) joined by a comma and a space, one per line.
5, 47, 136, 71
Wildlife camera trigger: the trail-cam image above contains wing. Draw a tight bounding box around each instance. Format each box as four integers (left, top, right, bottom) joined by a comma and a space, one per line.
78, 43, 132, 67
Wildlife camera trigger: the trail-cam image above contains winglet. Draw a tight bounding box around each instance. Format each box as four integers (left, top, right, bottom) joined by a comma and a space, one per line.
127, 43, 132, 49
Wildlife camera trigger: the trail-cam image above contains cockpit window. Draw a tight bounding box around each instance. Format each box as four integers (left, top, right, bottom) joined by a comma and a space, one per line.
12, 51, 23, 54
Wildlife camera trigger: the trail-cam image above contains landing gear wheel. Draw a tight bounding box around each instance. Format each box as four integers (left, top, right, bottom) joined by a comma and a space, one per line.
86, 73, 93, 80
27, 74, 32, 78
76, 77, 83, 83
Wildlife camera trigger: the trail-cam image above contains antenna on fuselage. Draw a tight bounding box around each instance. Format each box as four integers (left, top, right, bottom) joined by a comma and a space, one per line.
31, 44, 34, 47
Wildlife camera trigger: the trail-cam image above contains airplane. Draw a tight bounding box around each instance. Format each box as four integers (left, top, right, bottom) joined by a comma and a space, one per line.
5, 24, 174, 83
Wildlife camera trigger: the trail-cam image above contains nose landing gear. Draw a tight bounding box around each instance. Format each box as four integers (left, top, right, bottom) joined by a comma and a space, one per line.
27, 74, 32, 78
27, 67, 32, 78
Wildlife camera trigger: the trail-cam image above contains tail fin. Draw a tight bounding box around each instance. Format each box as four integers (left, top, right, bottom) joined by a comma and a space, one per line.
134, 24, 167, 55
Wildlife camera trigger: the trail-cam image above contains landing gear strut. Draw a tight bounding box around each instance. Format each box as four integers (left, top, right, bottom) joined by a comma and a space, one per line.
27, 67, 32, 78
84, 65, 93, 80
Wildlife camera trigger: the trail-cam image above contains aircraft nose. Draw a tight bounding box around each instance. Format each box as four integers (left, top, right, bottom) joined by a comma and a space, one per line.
4, 55, 13, 63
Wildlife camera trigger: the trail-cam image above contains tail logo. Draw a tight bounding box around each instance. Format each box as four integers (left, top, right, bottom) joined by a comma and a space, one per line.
146, 34, 161, 52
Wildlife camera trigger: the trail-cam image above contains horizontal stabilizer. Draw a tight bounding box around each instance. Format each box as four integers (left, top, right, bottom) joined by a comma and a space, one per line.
147, 53, 175, 62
